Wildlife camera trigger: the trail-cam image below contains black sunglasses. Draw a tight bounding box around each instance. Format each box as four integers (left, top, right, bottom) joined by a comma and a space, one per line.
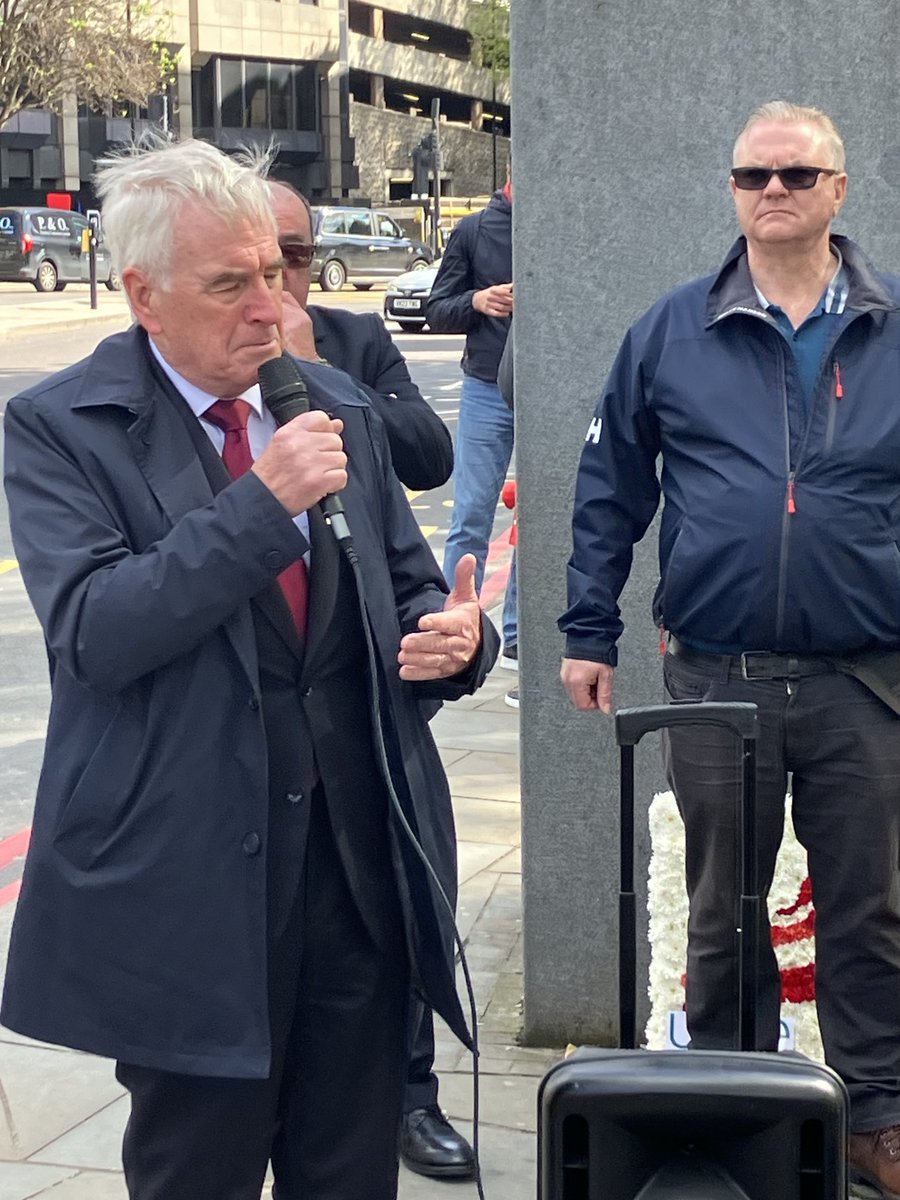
731, 165, 839, 191
279, 240, 316, 269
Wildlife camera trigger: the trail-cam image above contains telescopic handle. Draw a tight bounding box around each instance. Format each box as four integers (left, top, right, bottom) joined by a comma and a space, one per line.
615, 700, 758, 747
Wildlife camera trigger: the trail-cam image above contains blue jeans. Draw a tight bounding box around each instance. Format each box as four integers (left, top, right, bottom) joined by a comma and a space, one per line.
443, 375, 517, 646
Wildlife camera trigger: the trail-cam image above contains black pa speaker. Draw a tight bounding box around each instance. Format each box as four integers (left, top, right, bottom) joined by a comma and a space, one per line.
539, 1046, 848, 1199
537, 704, 849, 1199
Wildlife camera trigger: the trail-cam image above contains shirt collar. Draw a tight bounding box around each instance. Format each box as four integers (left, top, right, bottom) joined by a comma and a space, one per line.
752, 242, 848, 316
148, 338, 264, 419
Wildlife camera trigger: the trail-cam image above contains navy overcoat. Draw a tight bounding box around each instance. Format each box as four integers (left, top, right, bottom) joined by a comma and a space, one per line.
1, 327, 498, 1078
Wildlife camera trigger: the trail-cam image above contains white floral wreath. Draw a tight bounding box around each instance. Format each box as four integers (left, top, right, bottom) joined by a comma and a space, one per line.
646, 792, 823, 1060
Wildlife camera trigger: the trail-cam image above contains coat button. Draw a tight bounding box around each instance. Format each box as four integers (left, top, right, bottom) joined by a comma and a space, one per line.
242, 832, 261, 856
248, 695, 260, 711
286, 791, 304, 805
301, 686, 313, 698
264, 550, 284, 573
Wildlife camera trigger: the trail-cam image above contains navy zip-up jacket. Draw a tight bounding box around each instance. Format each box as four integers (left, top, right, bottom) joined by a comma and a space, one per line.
560, 235, 900, 665
425, 188, 512, 382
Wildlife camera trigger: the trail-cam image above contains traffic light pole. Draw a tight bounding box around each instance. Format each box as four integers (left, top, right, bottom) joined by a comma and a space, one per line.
431, 98, 441, 257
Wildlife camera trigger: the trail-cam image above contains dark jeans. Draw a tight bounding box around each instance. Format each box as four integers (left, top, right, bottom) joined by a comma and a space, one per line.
116, 794, 409, 1200
663, 651, 900, 1131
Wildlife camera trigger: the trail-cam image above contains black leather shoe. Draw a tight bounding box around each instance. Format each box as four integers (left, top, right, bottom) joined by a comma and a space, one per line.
399, 1105, 476, 1179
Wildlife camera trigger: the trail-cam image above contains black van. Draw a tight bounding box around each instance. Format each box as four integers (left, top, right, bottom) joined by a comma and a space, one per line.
0, 207, 120, 293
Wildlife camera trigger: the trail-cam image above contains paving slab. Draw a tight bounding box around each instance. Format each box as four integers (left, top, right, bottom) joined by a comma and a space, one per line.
14, 1169, 126, 1199
457, 842, 514, 885
446, 751, 520, 804
0, 1162, 80, 1200
398, 1123, 536, 1199
430, 708, 520, 755
29, 1095, 127, 1172
0, 1043, 123, 1160
453, 796, 521, 845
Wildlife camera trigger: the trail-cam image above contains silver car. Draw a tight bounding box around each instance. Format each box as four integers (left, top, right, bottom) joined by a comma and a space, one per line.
383, 265, 439, 332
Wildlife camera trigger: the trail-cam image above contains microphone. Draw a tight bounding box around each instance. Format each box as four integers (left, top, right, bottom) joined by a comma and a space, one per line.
258, 354, 353, 546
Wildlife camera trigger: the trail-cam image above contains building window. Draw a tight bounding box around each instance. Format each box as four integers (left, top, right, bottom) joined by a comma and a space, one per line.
192, 58, 319, 133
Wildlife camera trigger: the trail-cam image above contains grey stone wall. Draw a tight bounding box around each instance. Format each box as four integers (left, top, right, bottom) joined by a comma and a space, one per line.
350, 101, 509, 202
513, 0, 900, 1046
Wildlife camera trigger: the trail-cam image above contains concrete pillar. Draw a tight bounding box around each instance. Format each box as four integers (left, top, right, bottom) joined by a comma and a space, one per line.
60, 93, 80, 192
512, 0, 900, 1047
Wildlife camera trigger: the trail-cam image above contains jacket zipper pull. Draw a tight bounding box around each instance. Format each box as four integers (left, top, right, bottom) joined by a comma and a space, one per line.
834, 361, 843, 399
787, 474, 797, 515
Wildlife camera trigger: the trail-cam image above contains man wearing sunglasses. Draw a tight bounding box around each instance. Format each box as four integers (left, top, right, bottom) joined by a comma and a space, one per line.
268, 179, 476, 1181
561, 100, 900, 1198
268, 181, 453, 495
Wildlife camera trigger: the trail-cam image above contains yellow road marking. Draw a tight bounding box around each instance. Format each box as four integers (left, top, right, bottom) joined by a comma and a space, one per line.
405, 490, 424, 502
0, 560, 18, 575
419, 526, 438, 538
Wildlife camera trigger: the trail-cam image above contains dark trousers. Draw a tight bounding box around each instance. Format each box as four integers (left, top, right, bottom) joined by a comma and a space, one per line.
116, 793, 409, 1199
404, 997, 439, 1112
663, 651, 900, 1131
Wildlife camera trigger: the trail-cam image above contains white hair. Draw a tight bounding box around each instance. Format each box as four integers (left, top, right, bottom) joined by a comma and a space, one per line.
94, 134, 278, 288
733, 101, 846, 172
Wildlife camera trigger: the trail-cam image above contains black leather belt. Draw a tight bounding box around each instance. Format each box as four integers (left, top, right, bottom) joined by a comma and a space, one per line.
668, 635, 838, 681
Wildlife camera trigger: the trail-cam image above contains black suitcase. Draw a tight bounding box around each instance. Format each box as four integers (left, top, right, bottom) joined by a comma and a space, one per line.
537, 701, 848, 1199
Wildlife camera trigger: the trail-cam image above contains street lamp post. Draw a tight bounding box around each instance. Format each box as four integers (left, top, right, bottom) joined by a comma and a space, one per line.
491, 72, 497, 191
490, 0, 498, 191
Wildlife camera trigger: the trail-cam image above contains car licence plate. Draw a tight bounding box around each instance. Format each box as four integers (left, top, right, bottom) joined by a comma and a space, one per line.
392, 298, 422, 310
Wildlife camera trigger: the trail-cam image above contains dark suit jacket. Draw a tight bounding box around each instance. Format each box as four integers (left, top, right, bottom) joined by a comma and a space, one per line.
310, 305, 453, 491
1, 327, 498, 1079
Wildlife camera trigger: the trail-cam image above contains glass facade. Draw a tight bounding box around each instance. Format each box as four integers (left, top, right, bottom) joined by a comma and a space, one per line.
192, 58, 319, 133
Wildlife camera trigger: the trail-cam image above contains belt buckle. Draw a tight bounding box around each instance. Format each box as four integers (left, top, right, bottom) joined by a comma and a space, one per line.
740, 652, 766, 681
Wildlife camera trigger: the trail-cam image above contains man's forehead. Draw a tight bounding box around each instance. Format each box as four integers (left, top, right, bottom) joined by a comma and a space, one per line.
172, 204, 279, 267
738, 120, 828, 160
270, 185, 311, 235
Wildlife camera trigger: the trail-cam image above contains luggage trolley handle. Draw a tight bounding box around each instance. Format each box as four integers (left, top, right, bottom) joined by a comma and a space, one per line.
613, 701, 760, 1051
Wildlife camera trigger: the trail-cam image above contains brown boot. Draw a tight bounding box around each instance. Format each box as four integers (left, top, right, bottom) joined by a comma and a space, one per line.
850, 1126, 900, 1198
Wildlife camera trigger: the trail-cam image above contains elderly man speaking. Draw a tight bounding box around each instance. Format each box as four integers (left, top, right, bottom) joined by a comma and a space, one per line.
1, 137, 497, 1200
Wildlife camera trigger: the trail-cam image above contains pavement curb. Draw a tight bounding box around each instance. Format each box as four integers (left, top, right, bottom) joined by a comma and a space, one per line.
0, 313, 130, 343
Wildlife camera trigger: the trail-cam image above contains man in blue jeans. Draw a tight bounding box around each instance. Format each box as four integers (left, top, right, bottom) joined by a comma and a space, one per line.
426, 167, 518, 704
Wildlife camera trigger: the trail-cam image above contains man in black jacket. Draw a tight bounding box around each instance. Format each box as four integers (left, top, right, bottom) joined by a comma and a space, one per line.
269, 180, 476, 1180
425, 174, 517, 681
269, 181, 452, 493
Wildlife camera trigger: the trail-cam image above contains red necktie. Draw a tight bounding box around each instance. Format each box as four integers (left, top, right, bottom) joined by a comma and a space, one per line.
204, 398, 309, 633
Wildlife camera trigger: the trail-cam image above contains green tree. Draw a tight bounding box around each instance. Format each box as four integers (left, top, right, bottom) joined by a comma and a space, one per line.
0, 0, 176, 129
467, 0, 510, 77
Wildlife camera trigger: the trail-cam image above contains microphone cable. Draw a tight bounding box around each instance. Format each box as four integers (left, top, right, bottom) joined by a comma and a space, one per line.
259, 355, 487, 1199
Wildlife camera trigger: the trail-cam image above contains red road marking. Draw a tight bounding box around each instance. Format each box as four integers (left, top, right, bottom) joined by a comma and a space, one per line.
0, 828, 30, 907
0, 828, 29, 871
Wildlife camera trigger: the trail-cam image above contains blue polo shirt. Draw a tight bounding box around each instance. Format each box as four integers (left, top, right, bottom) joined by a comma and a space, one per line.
754, 247, 848, 409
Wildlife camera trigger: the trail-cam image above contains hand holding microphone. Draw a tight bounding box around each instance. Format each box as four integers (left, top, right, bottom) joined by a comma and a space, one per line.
255, 352, 355, 547
253, 355, 348, 520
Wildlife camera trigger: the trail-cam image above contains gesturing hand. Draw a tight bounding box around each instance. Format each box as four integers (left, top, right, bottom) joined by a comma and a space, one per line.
398, 554, 482, 681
